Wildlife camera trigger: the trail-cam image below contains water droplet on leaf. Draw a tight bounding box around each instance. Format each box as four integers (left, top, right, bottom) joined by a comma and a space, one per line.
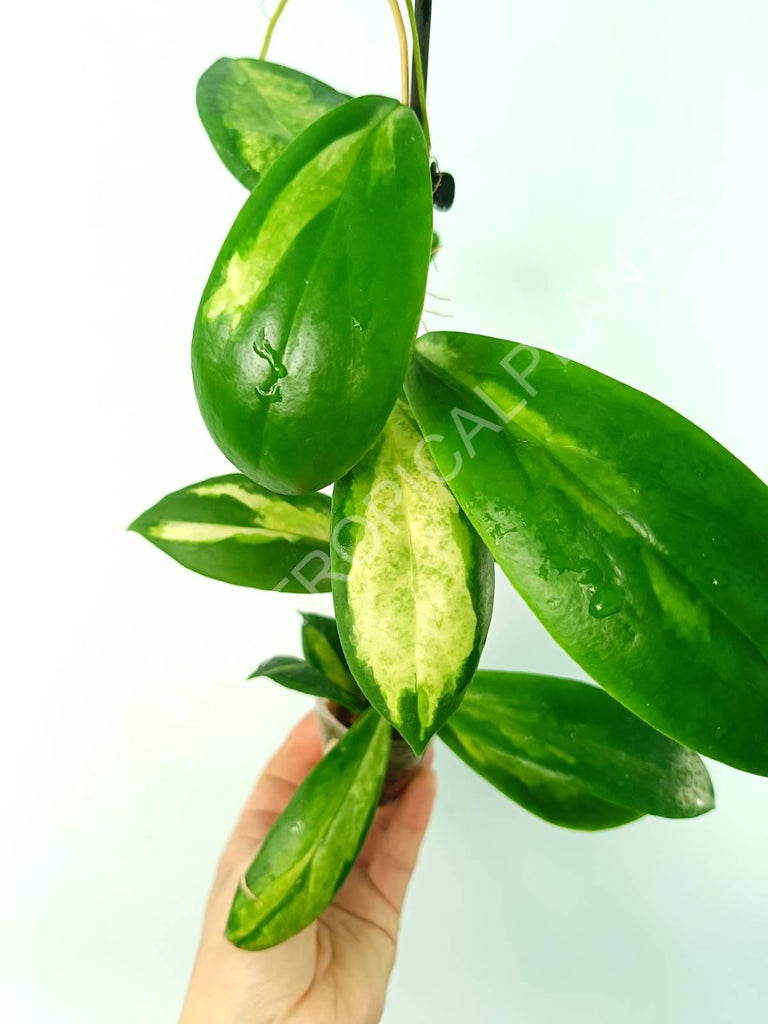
589, 581, 625, 618
252, 329, 287, 401
351, 301, 373, 333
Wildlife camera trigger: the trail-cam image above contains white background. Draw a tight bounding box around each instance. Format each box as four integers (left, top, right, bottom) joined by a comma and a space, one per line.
2, 1, 767, 1021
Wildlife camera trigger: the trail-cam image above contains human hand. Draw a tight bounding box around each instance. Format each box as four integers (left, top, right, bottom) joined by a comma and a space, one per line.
180, 712, 437, 1024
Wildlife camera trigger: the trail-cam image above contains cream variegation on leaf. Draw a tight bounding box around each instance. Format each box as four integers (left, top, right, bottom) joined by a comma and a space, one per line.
331, 399, 494, 754
129, 474, 332, 594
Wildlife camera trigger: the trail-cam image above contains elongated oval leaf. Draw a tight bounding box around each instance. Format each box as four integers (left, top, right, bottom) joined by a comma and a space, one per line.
129, 474, 331, 594
406, 332, 768, 775
444, 728, 641, 830
193, 95, 433, 495
332, 399, 495, 754
441, 670, 714, 829
300, 613, 362, 706
249, 655, 368, 712
197, 58, 349, 189
227, 709, 390, 949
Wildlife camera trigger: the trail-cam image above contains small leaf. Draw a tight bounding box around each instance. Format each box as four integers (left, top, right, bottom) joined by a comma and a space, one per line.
129, 474, 332, 594
197, 57, 349, 189
406, 332, 768, 776
227, 709, 390, 949
250, 655, 368, 712
300, 613, 362, 706
193, 95, 433, 495
332, 399, 494, 754
441, 671, 714, 830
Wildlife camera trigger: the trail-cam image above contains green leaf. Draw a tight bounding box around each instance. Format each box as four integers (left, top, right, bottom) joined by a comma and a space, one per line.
250, 655, 368, 712
196, 57, 349, 190
193, 95, 433, 496
227, 709, 390, 949
128, 474, 332, 594
332, 398, 495, 754
300, 613, 362, 707
446, 735, 640, 830
406, 332, 768, 775
441, 671, 714, 830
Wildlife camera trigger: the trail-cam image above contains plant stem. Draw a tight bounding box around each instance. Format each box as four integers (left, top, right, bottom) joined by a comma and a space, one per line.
259, 0, 292, 60
404, 0, 431, 151
386, 0, 410, 105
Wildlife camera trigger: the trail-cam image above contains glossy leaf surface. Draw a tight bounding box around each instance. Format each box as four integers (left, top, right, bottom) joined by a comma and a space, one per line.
227, 709, 390, 949
193, 95, 433, 495
197, 58, 349, 189
441, 671, 714, 829
129, 474, 331, 593
407, 332, 768, 775
332, 399, 494, 754
249, 655, 368, 712
300, 613, 363, 707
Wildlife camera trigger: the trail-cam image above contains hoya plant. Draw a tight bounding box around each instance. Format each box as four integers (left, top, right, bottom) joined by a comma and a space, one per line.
131, 1, 768, 951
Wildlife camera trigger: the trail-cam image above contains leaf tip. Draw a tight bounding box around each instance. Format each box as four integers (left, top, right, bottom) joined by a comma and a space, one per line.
399, 727, 430, 758
247, 657, 280, 682
126, 514, 145, 536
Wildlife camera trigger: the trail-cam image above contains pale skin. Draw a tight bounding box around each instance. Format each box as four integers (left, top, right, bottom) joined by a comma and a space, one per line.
180, 713, 437, 1024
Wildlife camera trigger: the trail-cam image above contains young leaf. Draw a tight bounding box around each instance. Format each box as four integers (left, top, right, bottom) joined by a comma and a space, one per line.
196, 58, 349, 190
193, 95, 433, 496
332, 398, 495, 755
300, 613, 362, 706
441, 671, 714, 830
129, 474, 332, 594
406, 332, 768, 775
250, 655, 368, 713
227, 709, 390, 950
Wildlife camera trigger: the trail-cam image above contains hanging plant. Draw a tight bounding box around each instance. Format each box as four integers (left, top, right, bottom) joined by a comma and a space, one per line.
131, 0, 768, 951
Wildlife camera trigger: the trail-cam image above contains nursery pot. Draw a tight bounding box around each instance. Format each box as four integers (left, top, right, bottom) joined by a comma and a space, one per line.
315, 699, 426, 804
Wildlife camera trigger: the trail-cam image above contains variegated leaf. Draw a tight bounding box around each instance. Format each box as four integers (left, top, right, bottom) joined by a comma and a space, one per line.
192, 95, 433, 495
441, 671, 714, 830
197, 58, 349, 189
129, 474, 332, 594
300, 613, 362, 707
444, 734, 641, 831
250, 655, 368, 712
227, 709, 390, 949
332, 399, 494, 754
406, 331, 768, 776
